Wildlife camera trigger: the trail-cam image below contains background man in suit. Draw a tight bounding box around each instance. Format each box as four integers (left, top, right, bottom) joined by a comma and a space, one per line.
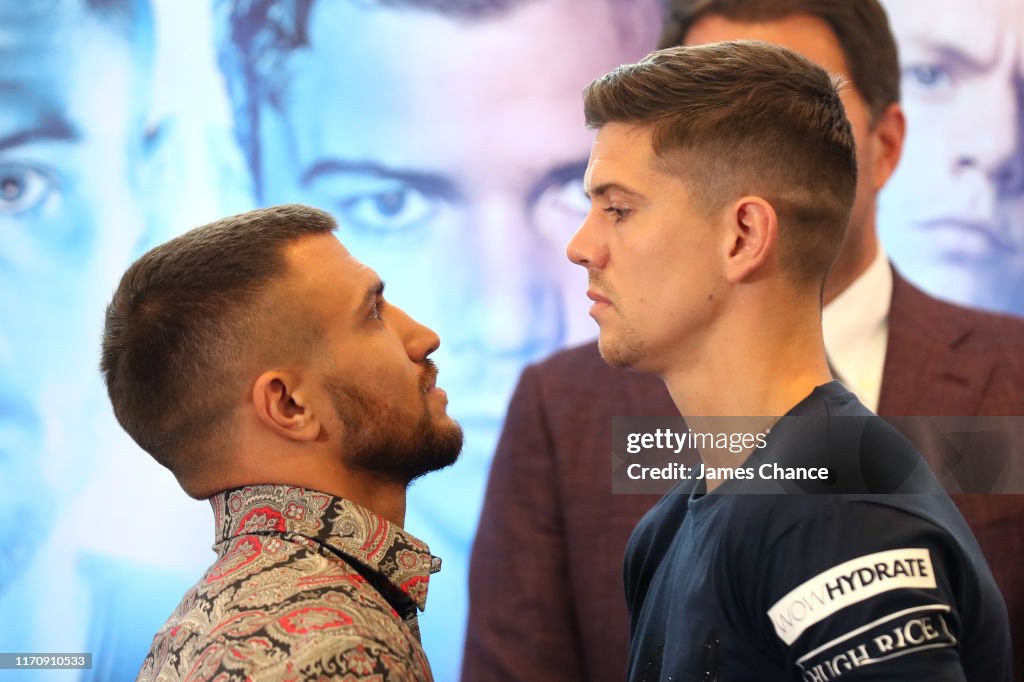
463, 1, 1024, 680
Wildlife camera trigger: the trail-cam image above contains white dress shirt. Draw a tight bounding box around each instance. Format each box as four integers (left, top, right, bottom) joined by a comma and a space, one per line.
822, 247, 892, 412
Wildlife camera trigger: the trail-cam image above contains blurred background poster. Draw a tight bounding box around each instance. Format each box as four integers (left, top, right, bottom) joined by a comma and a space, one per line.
878, 0, 1024, 318
0, 0, 1020, 680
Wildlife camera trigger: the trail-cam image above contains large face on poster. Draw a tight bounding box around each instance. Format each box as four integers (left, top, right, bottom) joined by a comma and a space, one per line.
3, 0, 1024, 679
880, 0, 1024, 315
215, 0, 660, 674
0, 0, 163, 667
223, 0, 658, 429
0, 0, 148, 633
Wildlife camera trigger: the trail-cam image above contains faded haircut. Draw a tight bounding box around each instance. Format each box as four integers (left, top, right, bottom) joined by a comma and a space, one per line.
101, 204, 336, 489
584, 41, 857, 286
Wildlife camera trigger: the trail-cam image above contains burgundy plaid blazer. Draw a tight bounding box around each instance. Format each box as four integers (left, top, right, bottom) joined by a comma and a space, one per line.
463, 270, 1024, 681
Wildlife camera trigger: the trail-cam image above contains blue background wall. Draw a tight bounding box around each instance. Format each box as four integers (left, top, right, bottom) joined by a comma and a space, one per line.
0, 1, 1020, 680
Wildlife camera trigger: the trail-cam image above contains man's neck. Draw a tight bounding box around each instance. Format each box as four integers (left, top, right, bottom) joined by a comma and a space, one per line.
296, 474, 409, 527
823, 227, 879, 305
660, 298, 832, 426
348, 480, 407, 528
214, 452, 410, 527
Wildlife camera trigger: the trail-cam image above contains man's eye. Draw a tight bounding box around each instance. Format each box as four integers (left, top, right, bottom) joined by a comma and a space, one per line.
369, 301, 382, 320
0, 163, 55, 216
339, 187, 440, 234
532, 176, 590, 243
603, 206, 628, 221
903, 63, 955, 95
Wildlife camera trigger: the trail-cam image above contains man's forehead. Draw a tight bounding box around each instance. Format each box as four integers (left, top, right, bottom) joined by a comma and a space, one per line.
279, 237, 370, 314
0, 84, 70, 143
301, 0, 620, 88
283, 231, 338, 273
351, 260, 383, 290
0, 2, 138, 137
288, 234, 378, 283
585, 124, 656, 185
685, 14, 853, 83
583, 138, 686, 210
883, 0, 1016, 66
276, 0, 651, 179
684, 13, 875, 126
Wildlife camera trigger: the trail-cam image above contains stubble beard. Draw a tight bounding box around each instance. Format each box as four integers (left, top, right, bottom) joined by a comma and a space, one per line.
598, 320, 647, 369
324, 375, 463, 486
590, 272, 647, 368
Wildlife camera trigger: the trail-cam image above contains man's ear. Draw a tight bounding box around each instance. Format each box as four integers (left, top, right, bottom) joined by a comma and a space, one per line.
250, 370, 322, 443
869, 102, 906, 192
722, 196, 778, 283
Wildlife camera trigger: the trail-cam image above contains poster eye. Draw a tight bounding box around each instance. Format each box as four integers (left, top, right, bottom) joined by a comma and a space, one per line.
902, 63, 955, 96
0, 163, 55, 215
340, 187, 440, 234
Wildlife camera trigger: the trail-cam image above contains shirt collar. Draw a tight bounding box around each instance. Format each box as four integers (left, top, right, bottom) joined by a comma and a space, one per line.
210, 484, 436, 612
822, 246, 892, 409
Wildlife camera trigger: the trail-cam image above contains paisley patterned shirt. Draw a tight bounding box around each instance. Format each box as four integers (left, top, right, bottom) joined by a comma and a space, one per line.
137, 485, 438, 681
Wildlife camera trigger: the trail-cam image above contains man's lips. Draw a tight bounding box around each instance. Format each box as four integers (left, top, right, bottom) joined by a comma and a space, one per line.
919, 218, 1019, 256
420, 362, 439, 393
425, 378, 446, 401
587, 289, 612, 317
419, 362, 448, 402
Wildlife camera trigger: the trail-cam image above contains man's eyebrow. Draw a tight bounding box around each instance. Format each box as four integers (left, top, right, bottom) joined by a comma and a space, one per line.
586, 182, 645, 201
527, 159, 590, 207
0, 116, 78, 152
301, 159, 459, 200
915, 42, 997, 72
358, 279, 385, 314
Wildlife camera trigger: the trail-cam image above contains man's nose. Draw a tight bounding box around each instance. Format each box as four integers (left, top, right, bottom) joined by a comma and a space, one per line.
567, 211, 607, 269
956, 77, 1024, 199
450, 200, 565, 358
395, 306, 441, 362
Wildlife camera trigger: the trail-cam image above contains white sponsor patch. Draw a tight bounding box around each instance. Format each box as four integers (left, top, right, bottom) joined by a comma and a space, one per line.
767, 548, 936, 645
794, 605, 956, 681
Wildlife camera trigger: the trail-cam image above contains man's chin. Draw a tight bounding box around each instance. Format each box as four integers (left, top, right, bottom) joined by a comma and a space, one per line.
435, 418, 464, 464
597, 336, 643, 369
405, 421, 464, 483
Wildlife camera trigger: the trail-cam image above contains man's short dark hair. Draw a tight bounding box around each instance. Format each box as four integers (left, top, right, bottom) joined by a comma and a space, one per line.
100, 204, 336, 489
584, 41, 857, 286
660, 0, 900, 123
214, 0, 528, 199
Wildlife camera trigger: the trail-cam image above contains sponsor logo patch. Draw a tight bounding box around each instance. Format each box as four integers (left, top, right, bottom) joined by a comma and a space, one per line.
767, 548, 937, 645
794, 604, 957, 681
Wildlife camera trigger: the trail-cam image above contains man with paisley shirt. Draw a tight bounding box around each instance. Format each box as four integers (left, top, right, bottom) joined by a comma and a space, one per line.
101, 204, 463, 680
